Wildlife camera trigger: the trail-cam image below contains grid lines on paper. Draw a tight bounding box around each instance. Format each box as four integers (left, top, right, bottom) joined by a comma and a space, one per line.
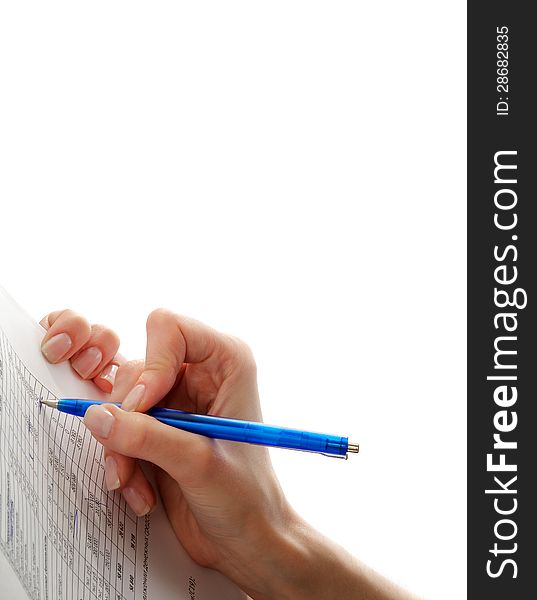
0, 328, 138, 600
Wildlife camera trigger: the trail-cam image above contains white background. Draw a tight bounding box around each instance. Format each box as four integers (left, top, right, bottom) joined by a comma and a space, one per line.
0, 2, 466, 598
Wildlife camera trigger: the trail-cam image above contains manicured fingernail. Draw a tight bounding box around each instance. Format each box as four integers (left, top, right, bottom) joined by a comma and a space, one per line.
71, 347, 103, 379
84, 404, 114, 439
41, 333, 72, 363
105, 456, 121, 491
100, 363, 118, 386
123, 487, 151, 517
122, 384, 145, 412
39, 315, 50, 330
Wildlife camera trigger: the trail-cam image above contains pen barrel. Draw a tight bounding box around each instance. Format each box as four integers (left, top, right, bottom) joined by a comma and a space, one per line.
155, 411, 349, 456
59, 399, 90, 417
59, 400, 349, 457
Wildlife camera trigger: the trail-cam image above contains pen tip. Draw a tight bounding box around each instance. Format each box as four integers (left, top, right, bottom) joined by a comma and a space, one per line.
40, 398, 59, 409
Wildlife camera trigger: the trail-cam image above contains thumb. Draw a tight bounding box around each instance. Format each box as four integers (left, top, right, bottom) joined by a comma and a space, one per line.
121, 308, 221, 413
84, 404, 215, 486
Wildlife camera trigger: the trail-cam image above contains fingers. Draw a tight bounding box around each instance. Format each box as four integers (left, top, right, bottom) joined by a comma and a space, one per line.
103, 450, 156, 517
122, 309, 231, 413
40, 309, 121, 392
84, 403, 214, 487
122, 465, 156, 517
103, 449, 135, 490
70, 323, 120, 379
107, 359, 146, 508
93, 355, 124, 393
41, 309, 91, 362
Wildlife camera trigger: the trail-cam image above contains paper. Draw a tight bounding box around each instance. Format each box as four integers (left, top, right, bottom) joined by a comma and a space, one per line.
0, 286, 245, 600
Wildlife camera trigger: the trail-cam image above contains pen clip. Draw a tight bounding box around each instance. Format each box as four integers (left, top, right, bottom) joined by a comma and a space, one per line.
321, 452, 348, 460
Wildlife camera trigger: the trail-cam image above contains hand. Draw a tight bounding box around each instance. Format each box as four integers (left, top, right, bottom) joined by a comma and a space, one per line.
41, 308, 421, 600
40, 309, 121, 393
40, 308, 292, 598
88, 309, 289, 583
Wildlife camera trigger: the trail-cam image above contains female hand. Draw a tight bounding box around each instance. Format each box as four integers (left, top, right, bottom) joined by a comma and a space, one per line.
40, 308, 294, 599
40, 309, 121, 393
41, 308, 420, 600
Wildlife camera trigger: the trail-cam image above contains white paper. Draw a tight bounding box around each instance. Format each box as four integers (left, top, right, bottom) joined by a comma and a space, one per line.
0, 286, 245, 600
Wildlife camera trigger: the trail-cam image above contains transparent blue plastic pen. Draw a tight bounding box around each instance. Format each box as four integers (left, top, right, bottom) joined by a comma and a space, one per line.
40, 398, 359, 459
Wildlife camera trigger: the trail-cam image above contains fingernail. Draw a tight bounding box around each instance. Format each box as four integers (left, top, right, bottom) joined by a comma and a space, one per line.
71, 347, 103, 379
39, 315, 50, 330
123, 487, 151, 517
105, 456, 121, 491
100, 363, 118, 386
84, 405, 114, 439
41, 333, 72, 363
122, 384, 145, 412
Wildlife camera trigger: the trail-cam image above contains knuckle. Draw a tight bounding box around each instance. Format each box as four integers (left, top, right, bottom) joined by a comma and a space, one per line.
230, 336, 257, 374
194, 442, 215, 475
179, 439, 215, 482
143, 361, 178, 392
93, 325, 120, 352
118, 413, 149, 457
68, 313, 91, 337
48, 308, 70, 323
144, 354, 176, 373
147, 307, 175, 328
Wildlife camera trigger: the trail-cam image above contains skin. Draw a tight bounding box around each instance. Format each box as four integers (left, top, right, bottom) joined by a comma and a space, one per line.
40, 308, 421, 600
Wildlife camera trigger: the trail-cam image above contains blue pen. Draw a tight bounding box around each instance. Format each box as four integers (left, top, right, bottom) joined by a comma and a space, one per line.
40, 398, 359, 459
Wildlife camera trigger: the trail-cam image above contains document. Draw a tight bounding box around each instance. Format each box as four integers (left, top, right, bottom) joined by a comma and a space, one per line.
0, 286, 245, 600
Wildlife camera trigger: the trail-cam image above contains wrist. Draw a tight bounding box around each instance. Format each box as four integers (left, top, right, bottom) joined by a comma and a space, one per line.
265, 511, 362, 600
219, 504, 419, 600
219, 502, 361, 600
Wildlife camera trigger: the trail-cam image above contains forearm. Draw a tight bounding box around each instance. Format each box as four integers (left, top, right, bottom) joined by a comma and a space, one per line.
222, 507, 420, 600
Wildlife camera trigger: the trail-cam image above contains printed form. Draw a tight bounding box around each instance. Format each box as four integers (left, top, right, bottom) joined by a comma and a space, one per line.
0, 287, 244, 600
